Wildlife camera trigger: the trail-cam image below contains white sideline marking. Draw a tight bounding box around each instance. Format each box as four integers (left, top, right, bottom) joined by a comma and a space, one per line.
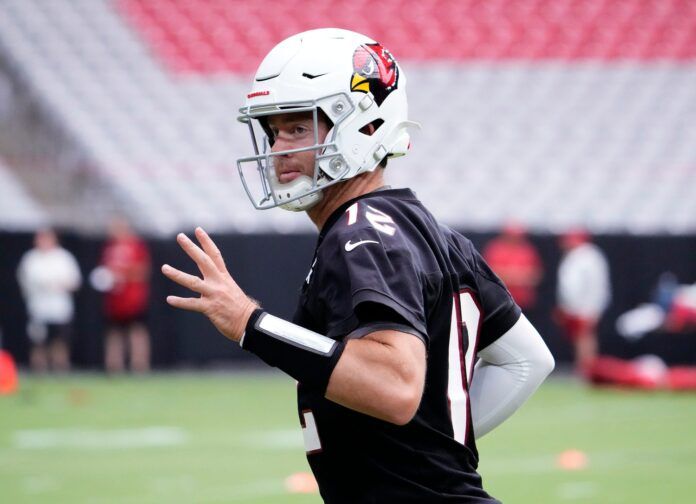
22, 475, 60, 495
13, 427, 188, 449
557, 482, 598, 500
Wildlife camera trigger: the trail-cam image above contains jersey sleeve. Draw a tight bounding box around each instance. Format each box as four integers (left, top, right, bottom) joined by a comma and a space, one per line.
316, 225, 428, 342
472, 248, 522, 349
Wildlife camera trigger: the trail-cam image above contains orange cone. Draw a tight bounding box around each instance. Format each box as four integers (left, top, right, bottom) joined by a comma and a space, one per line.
284, 472, 319, 494
0, 350, 19, 395
557, 449, 589, 470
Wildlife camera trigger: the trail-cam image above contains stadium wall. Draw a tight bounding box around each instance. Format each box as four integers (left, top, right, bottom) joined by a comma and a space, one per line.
1, 231, 695, 369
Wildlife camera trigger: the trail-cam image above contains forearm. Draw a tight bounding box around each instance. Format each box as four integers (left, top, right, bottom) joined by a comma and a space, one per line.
241, 311, 425, 426
469, 315, 554, 439
326, 334, 423, 425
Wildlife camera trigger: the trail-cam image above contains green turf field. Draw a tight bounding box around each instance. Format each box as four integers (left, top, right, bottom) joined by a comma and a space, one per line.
1, 373, 695, 503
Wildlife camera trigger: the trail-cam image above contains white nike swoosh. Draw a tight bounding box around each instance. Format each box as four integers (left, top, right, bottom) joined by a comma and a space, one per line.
344, 239, 379, 252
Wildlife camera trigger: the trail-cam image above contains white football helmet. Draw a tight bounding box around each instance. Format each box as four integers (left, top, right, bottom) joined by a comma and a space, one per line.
237, 28, 419, 211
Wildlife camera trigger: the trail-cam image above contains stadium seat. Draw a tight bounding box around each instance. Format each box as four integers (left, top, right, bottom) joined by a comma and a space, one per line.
0, 0, 694, 234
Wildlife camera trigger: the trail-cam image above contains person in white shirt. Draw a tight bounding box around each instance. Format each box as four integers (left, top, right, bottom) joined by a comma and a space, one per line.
555, 229, 611, 374
17, 229, 82, 372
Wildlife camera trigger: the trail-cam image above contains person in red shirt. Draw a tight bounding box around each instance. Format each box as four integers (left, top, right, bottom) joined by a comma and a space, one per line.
483, 223, 543, 310
99, 217, 151, 373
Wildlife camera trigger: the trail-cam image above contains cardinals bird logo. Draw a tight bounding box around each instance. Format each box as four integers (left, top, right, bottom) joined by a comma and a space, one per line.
351, 43, 399, 106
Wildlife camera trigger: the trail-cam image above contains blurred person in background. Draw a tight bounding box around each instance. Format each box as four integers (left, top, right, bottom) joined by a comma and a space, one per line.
97, 217, 151, 373
651, 274, 696, 333
162, 28, 554, 503
607, 272, 696, 390
555, 245, 696, 390
617, 272, 696, 339
554, 229, 611, 374
16, 228, 81, 372
483, 222, 543, 310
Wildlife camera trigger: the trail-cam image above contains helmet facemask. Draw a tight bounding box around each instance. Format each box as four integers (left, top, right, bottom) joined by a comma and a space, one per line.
237, 96, 354, 212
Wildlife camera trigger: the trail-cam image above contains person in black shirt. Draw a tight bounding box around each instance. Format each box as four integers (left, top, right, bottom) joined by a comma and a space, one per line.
163, 28, 554, 503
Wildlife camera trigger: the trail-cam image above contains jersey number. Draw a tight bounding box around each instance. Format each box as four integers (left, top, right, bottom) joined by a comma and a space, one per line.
346, 202, 396, 236
447, 290, 482, 445
301, 409, 322, 454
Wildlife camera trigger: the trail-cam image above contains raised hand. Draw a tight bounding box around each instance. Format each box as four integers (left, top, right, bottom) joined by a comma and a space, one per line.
162, 227, 258, 342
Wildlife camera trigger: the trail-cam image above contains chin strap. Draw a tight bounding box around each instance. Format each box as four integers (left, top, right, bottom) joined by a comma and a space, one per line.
274, 174, 324, 211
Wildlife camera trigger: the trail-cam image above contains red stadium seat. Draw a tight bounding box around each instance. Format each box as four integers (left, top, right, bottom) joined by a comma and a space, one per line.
116, 0, 696, 73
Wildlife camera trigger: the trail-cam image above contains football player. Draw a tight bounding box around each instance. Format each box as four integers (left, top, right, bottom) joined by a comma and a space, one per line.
163, 28, 554, 503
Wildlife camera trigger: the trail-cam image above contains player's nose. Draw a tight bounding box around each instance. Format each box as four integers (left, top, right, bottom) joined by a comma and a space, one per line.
271, 133, 294, 154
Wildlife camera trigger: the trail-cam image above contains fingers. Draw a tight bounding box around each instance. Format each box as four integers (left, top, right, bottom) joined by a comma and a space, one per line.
195, 227, 228, 274
161, 264, 209, 294
166, 295, 205, 312
177, 232, 216, 278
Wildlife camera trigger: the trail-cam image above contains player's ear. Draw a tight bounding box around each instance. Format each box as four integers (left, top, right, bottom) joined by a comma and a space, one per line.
359, 119, 384, 136
360, 123, 376, 135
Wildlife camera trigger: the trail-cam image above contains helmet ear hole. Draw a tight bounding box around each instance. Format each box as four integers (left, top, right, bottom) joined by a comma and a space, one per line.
359, 118, 384, 136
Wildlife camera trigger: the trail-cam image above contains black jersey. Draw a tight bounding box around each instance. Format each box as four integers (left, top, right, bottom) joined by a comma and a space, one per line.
293, 188, 521, 503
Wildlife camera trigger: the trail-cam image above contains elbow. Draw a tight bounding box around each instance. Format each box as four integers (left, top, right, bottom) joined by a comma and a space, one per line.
394, 393, 421, 426
547, 352, 556, 375
382, 383, 422, 426
385, 400, 419, 426
536, 345, 555, 380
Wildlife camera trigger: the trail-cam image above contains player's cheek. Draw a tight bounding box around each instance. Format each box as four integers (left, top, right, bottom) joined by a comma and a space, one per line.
302, 152, 317, 176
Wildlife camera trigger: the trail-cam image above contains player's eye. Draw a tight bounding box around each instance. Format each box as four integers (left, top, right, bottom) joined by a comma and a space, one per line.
293, 125, 309, 135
